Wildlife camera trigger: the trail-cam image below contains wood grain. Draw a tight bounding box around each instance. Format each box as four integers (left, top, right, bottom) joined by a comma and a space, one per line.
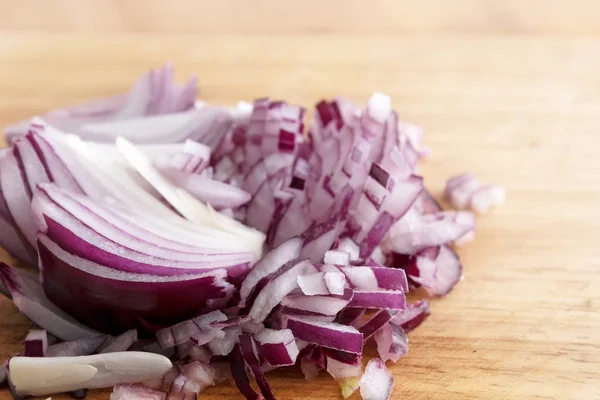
1, 3, 600, 399
4, 0, 600, 36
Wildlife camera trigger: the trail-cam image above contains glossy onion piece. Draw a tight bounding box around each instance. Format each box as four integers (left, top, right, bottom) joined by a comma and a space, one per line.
5, 64, 198, 144
373, 323, 408, 363
10, 352, 172, 396
284, 316, 363, 354
253, 328, 299, 366
390, 300, 431, 333
238, 237, 302, 308
24, 330, 49, 357
0, 263, 100, 341
359, 358, 394, 400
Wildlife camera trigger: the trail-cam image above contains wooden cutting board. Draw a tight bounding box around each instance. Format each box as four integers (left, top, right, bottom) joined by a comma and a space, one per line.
1, 17, 599, 400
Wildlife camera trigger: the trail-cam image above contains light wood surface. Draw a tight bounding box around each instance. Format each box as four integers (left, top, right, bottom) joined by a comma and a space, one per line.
1, 2, 600, 400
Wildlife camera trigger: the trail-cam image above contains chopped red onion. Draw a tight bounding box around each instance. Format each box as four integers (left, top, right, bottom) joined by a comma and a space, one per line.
297, 271, 346, 296
253, 328, 299, 366
374, 323, 408, 363
239, 334, 276, 400
0, 263, 100, 341
5, 64, 198, 144
280, 289, 353, 315
323, 250, 350, 266
9, 352, 172, 396
46, 336, 109, 358
228, 344, 264, 400
248, 260, 316, 323
180, 361, 215, 392
359, 358, 394, 400
347, 290, 406, 310
24, 330, 48, 358
238, 237, 302, 308
390, 300, 431, 333
357, 311, 393, 341
445, 173, 505, 213
207, 326, 241, 356
283, 316, 363, 354
0, 83, 499, 400
383, 209, 476, 254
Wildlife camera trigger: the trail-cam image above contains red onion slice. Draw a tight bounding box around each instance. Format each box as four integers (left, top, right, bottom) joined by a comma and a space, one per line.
0, 151, 38, 247
228, 344, 264, 400
337, 265, 408, 292
0, 263, 100, 341
157, 168, 251, 209
297, 271, 347, 296
347, 290, 406, 310
389, 300, 431, 333
283, 316, 363, 354
156, 311, 227, 349
253, 328, 299, 367
5, 64, 198, 144
37, 236, 233, 334
24, 330, 48, 357
281, 288, 353, 316
384, 209, 476, 254
359, 358, 394, 400
248, 260, 316, 323
373, 324, 408, 363
408, 245, 463, 296
239, 334, 276, 400
357, 311, 393, 341
238, 237, 302, 308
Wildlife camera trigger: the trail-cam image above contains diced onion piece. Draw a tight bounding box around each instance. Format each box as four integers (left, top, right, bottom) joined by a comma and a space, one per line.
359, 358, 394, 400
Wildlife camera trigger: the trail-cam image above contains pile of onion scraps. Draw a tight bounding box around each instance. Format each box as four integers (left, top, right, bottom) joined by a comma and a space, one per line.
0, 64, 504, 400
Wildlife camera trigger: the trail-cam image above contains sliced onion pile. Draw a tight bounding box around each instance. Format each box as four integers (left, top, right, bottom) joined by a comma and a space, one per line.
0, 65, 504, 399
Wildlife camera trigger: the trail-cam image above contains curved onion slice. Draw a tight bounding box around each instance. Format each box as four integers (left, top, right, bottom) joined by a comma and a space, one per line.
253, 328, 299, 366
248, 260, 316, 323
9, 352, 172, 396
24, 330, 48, 357
5, 64, 198, 144
297, 271, 347, 296
347, 290, 406, 310
281, 289, 353, 316
373, 323, 408, 363
238, 237, 302, 308
0, 263, 99, 341
239, 334, 276, 400
384, 209, 476, 254
158, 167, 251, 209
357, 311, 393, 341
283, 316, 363, 354
390, 300, 431, 333
229, 345, 263, 400
0, 87, 494, 400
